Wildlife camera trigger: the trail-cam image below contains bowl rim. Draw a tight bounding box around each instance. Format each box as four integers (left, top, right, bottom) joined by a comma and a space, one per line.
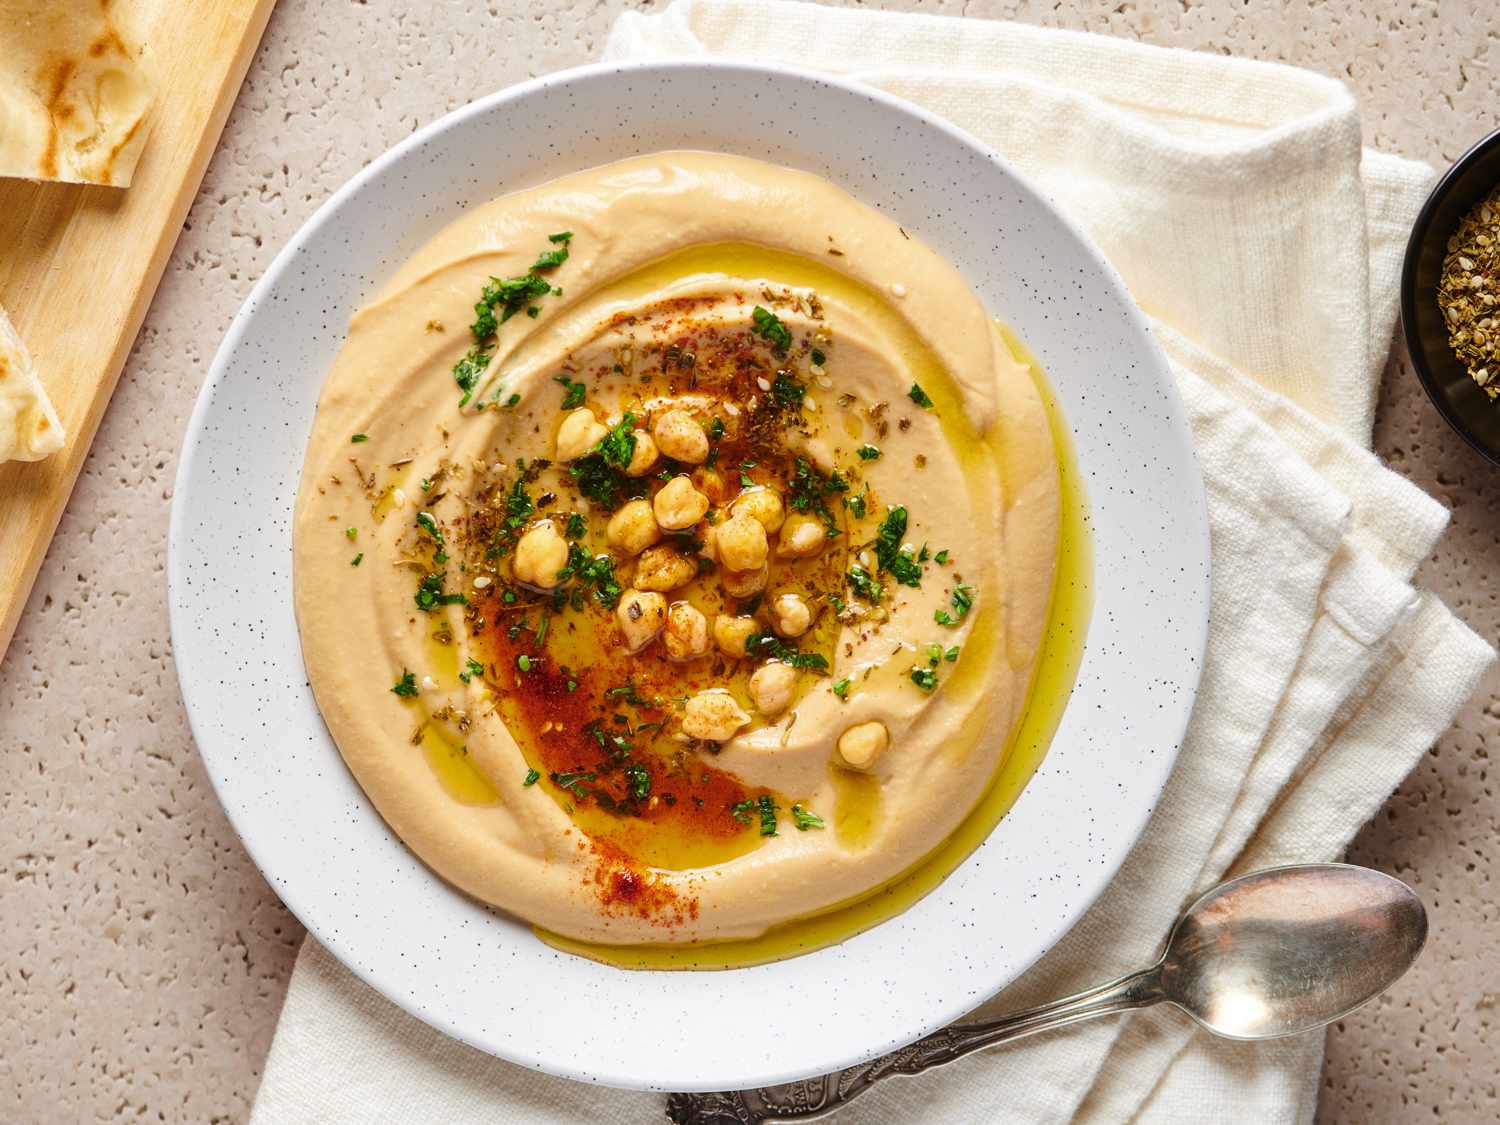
168, 56, 1211, 1090
1400, 124, 1500, 469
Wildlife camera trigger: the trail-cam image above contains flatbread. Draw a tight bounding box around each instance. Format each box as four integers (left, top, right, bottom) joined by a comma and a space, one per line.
0, 305, 65, 462
0, 1, 153, 187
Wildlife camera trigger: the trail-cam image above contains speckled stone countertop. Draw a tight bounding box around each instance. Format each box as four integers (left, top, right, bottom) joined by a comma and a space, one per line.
2, 2, 1496, 1121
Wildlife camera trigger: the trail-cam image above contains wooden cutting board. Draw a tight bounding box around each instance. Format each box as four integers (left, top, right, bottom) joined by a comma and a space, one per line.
0, 0, 276, 660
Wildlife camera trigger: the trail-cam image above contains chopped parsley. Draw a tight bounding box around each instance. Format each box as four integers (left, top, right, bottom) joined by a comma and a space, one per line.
745, 633, 830, 673
516, 654, 533, 672
791, 804, 826, 831
623, 762, 652, 801
459, 658, 485, 683
935, 549, 951, 564
908, 383, 935, 409
452, 348, 491, 406
390, 670, 418, 697
750, 305, 792, 353
856, 444, 881, 461
548, 231, 574, 244
596, 412, 637, 467
554, 374, 587, 409
708, 416, 726, 440
345, 527, 357, 540
875, 506, 923, 588
568, 413, 638, 509
415, 510, 444, 548
557, 543, 623, 609
810, 347, 827, 366
845, 488, 868, 520
910, 640, 956, 691
550, 769, 596, 798
756, 794, 779, 836
605, 679, 656, 707
473, 273, 554, 337
731, 799, 755, 827
564, 512, 586, 540
832, 677, 851, 700
786, 457, 848, 536
936, 583, 975, 626
530, 245, 569, 272
350, 433, 369, 443
350, 553, 363, 566
457, 236, 575, 404
771, 370, 806, 407
415, 572, 467, 611
523, 768, 541, 787
846, 564, 883, 603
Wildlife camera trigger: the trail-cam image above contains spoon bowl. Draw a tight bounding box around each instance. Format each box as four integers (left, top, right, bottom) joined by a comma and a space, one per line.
1161, 863, 1427, 1040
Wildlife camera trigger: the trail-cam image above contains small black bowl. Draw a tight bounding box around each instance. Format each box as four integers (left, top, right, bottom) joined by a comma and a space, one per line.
1401, 126, 1500, 468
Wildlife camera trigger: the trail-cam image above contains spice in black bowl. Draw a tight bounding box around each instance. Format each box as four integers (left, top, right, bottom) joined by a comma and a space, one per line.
1437, 186, 1500, 401
1401, 126, 1500, 467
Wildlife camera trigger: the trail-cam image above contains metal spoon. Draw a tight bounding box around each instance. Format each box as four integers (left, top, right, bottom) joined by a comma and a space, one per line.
666, 863, 1425, 1124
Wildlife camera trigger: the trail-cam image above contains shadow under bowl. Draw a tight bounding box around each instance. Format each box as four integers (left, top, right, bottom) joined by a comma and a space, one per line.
1401, 127, 1500, 468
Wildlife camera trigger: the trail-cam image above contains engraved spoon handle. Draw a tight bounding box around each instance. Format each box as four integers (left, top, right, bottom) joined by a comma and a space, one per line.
666, 964, 1164, 1124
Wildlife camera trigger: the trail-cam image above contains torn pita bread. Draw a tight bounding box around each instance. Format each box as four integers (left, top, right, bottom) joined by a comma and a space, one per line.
0, 305, 65, 462
0, 0, 154, 187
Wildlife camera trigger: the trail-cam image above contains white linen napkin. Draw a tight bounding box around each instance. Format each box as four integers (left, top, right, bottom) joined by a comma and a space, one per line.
249, 4, 1495, 1122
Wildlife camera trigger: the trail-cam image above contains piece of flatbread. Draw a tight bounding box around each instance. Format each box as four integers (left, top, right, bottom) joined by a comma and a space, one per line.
0, 1, 153, 187
0, 305, 65, 462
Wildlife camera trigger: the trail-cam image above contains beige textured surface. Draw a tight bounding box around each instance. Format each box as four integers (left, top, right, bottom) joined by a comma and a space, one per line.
0, 2, 1494, 1121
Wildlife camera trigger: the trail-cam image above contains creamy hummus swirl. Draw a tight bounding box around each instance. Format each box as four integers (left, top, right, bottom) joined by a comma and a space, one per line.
293, 152, 1060, 945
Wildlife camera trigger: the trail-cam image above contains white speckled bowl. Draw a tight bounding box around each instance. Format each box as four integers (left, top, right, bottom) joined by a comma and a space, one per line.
168, 61, 1209, 1091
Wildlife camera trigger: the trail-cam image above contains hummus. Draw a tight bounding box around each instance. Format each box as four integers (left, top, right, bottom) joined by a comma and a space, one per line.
293, 152, 1061, 945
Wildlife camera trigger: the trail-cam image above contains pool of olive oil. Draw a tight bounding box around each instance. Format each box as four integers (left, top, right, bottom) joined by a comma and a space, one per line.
538, 325, 1092, 970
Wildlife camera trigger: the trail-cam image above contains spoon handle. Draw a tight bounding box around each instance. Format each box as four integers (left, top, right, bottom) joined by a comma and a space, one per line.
666, 965, 1164, 1124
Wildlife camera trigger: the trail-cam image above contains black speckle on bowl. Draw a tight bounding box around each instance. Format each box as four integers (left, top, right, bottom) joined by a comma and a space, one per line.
1401, 126, 1500, 468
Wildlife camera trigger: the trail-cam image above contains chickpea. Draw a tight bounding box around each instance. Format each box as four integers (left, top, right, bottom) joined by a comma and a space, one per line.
732, 487, 785, 533
837, 720, 890, 770
713, 614, 758, 658
778, 511, 828, 558
634, 545, 697, 592
750, 662, 797, 717
615, 589, 667, 653
663, 601, 710, 662
715, 511, 769, 573
555, 408, 608, 462
653, 408, 710, 465
653, 474, 710, 531
606, 499, 661, 557
771, 592, 812, 638
721, 563, 768, 599
512, 520, 569, 589
624, 430, 660, 478
682, 689, 751, 742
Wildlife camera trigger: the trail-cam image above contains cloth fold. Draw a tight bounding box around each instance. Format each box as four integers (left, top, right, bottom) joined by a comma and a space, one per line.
248, 4, 1494, 1122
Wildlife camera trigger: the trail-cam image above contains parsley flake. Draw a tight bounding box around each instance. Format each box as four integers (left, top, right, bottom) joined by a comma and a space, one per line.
791, 804, 826, 831
750, 305, 793, 353
554, 374, 587, 409
908, 383, 935, 409
391, 671, 418, 697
